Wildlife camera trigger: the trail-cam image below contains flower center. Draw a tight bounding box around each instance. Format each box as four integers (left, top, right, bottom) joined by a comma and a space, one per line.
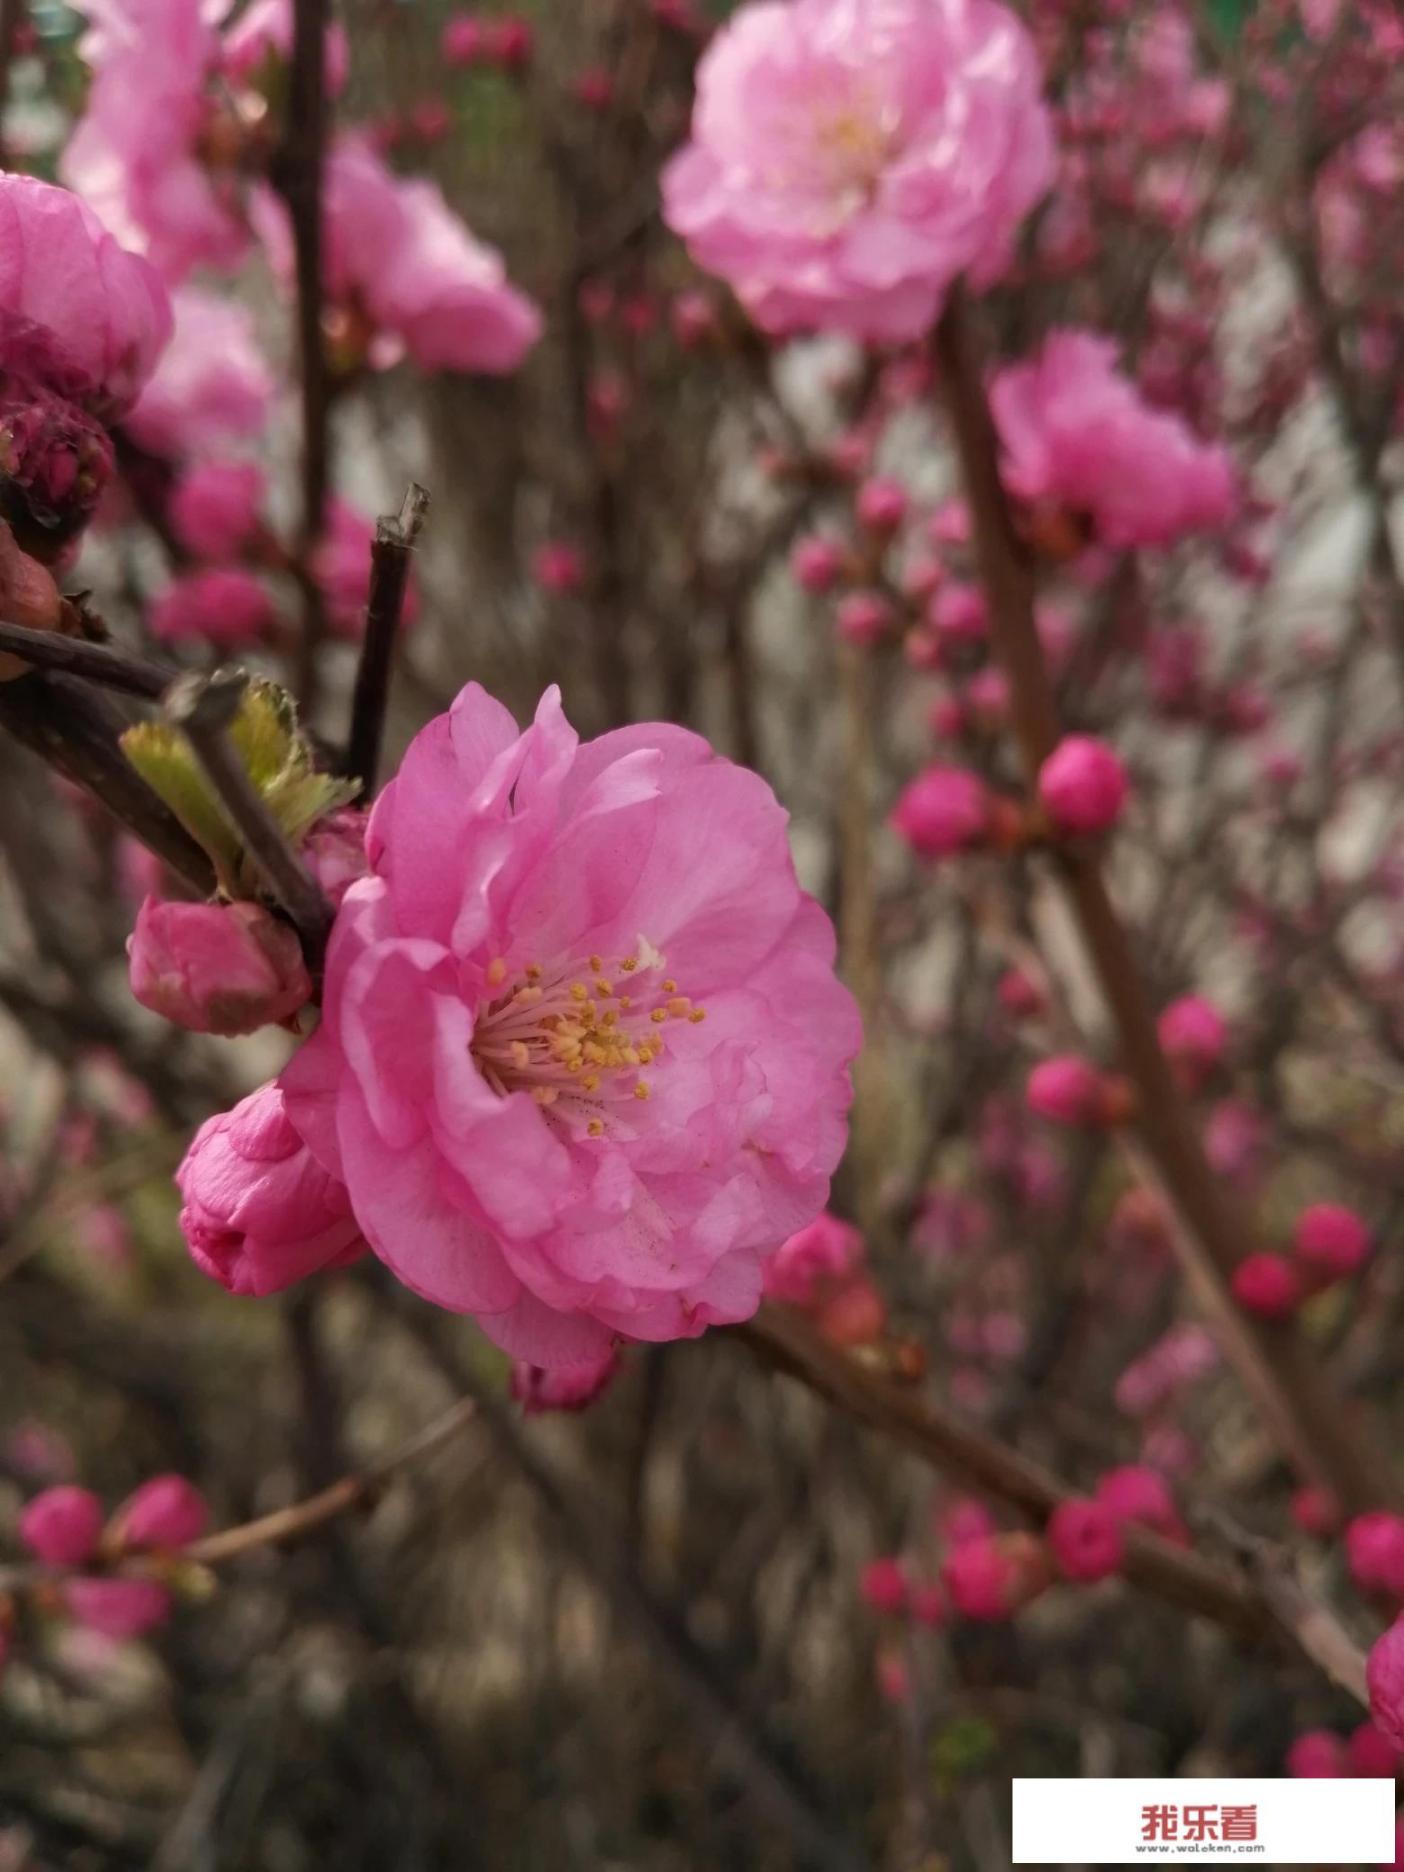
471, 938, 706, 1138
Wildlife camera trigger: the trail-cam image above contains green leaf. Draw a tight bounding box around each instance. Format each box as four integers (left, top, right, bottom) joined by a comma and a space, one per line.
120, 721, 244, 890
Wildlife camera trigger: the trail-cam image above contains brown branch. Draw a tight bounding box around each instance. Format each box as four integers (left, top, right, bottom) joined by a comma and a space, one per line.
341, 483, 429, 792
0, 619, 174, 699
934, 287, 1398, 1516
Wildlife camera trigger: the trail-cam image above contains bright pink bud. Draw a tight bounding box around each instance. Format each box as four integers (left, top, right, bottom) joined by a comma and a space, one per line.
967, 667, 1009, 724
1286, 1729, 1346, 1778
859, 1555, 908, 1614
927, 582, 988, 645
148, 567, 277, 648
169, 461, 264, 562
64, 1577, 170, 1640
1025, 1054, 1103, 1127
1370, 1620, 1404, 1754
18, 1486, 103, 1565
107, 1475, 208, 1552
486, 15, 533, 68
532, 540, 587, 595
1047, 1498, 1124, 1583
1157, 994, 1227, 1081
1293, 1203, 1370, 1283
997, 967, 1044, 1019
1095, 1465, 1183, 1541
177, 1082, 367, 1298
891, 764, 990, 858
855, 476, 908, 534
1038, 735, 1128, 836
1347, 1512, 1404, 1599
764, 1212, 864, 1307
942, 1532, 1049, 1622
511, 1349, 621, 1414
128, 898, 312, 1037
1348, 1719, 1400, 1777
1290, 1485, 1342, 1538
938, 1499, 997, 1546
1230, 1251, 1300, 1320
835, 590, 892, 646
790, 535, 845, 594
441, 13, 485, 65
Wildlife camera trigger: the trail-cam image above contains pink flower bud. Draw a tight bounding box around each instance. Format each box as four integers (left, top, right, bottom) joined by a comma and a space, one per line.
129, 899, 312, 1037
533, 540, 586, 596
1370, 1620, 1404, 1754
814, 1273, 887, 1347
891, 765, 990, 858
997, 967, 1044, 1019
835, 590, 892, 646
1293, 1203, 1370, 1283
510, 1349, 621, 1414
791, 535, 845, 594
169, 461, 264, 562
107, 1475, 208, 1552
1047, 1498, 1124, 1583
18, 1486, 103, 1565
764, 1212, 864, 1307
859, 1556, 908, 1614
441, 13, 485, 66
1037, 735, 1128, 836
1025, 1054, 1103, 1127
928, 498, 970, 545
1347, 1512, 1404, 1599
1095, 1465, 1184, 1541
485, 15, 533, 68
1204, 1098, 1269, 1188
967, 667, 1009, 724
148, 567, 277, 648
669, 289, 717, 349
177, 1082, 367, 1297
1290, 1485, 1342, 1538
855, 476, 908, 534
1157, 994, 1228, 1082
1286, 1729, 1346, 1778
1230, 1251, 1301, 1320
942, 1532, 1050, 1621
64, 1577, 170, 1640
927, 582, 988, 645
938, 1499, 996, 1547
1348, 1719, 1401, 1777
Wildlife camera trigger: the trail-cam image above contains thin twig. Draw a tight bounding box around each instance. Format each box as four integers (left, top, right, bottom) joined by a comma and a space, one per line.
163, 670, 334, 965
0, 618, 174, 699
341, 483, 429, 790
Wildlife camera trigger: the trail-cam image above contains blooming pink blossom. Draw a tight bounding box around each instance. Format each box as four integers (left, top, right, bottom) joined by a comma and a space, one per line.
1371, 1621, 1404, 1755
169, 459, 265, 561
64, 1576, 170, 1640
280, 683, 860, 1367
1293, 1203, 1370, 1283
891, 765, 990, 858
510, 1349, 621, 1413
125, 288, 274, 457
1037, 735, 1128, 835
148, 566, 277, 647
18, 1487, 104, 1565
220, 0, 350, 97
312, 497, 421, 639
859, 1556, 908, 1614
764, 1211, 863, 1306
662, 0, 1053, 343
1348, 1512, 1404, 1600
1286, 1730, 1346, 1778
1230, 1251, 1300, 1320
177, 1082, 367, 1297
1349, 1720, 1400, 1777
991, 329, 1236, 547
1047, 1498, 1123, 1583
108, 1475, 208, 1551
260, 136, 541, 374
129, 898, 312, 1036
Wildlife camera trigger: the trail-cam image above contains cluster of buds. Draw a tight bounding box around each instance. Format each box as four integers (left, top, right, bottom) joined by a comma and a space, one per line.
763, 1212, 890, 1351
891, 734, 1130, 865
1230, 1202, 1371, 1321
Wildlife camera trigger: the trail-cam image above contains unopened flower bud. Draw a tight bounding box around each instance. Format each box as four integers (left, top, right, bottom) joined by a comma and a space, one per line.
128, 897, 312, 1037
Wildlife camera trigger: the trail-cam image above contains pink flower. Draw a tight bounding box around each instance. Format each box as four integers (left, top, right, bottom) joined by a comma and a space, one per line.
1293, 1203, 1370, 1283
1348, 1512, 1404, 1599
1157, 993, 1227, 1081
942, 1531, 1049, 1621
1114, 1324, 1217, 1419
128, 898, 312, 1036
64, 1577, 170, 1640
1230, 1251, 1300, 1320
1047, 1498, 1123, 1583
764, 1211, 863, 1306
855, 477, 907, 535
791, 536, 846, 593
1204, 1098, 1269, 1188
1094, 1465, 1184, 1542
1371, 1621, 1404, 1755
220, 0, 350, 98
662, 0, 1053, 343
18, 1486, 104, 1565
177, 1082, 367, 1297
991, 329, 1237, 547
859, 1556, 907, 1614
510, 1349, 621, 1413
996, 967, 1044, 1020
1349, 1720, 1401, 1777
928, 583, 988, 646
302, 809, 371, 910
533, 541, 587, 596
126, 288, 274, 457
280, 685, 859, 1367
312, 497, 421, 639
148, 566, 277, 647
169, 459, 264, 561
1026, 1054, 1104, 1127
1037, 735, 1128, 835
835, 590, 892, 646
891, 765, 990, 858
1286, 1730, 1346, 1778
442, 13, 485, 66
108, 1475, 208, 1551
261, 136, 541, 374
